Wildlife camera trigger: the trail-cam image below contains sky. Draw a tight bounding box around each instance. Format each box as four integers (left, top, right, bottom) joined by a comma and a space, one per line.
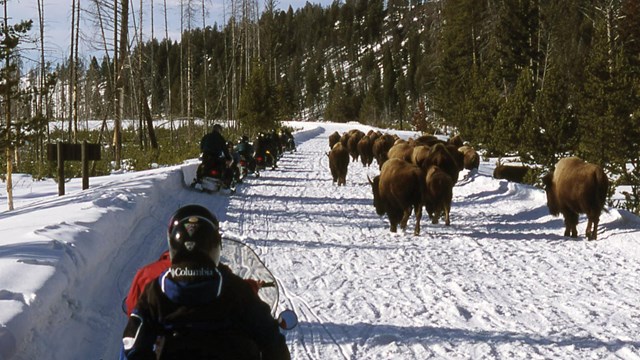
8, 0, 333, 67
1, 121, 640, 359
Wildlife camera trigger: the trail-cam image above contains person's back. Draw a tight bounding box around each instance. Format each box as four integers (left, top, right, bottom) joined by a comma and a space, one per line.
200, 126, 230, 160
122, 213, 290, 360
135, 266, 284, 360
235, 138, 254, 158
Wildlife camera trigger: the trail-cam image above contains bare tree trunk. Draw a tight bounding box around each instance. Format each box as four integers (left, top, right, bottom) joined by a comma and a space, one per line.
113, 0, 129, 169
202, 0, 208, 127
69, 0, 76, 141
113, 0, 121, 169
74, 0, 80, 138
3, 1, 14, 210
138, 0, 145, 148
186, 3, 192, 131
164, 0, 174, 142
37, 0, 48, 170
180, 0, 184, 121
150, 0, 155, 116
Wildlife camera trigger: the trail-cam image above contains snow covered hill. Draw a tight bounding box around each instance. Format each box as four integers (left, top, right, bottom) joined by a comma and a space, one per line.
1, 121, 640, 359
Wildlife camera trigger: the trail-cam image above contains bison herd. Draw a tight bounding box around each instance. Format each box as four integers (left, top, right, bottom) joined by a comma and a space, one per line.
326, 128, 610, 241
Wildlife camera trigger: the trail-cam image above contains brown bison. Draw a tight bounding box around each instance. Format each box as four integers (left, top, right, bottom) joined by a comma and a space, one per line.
357, 135, 375, 167
347, 130, 365, 162
339, 132, 350, 147
448, 134, 464, 148
368, 158, 425, 235
458, 145, 480, 170
422, 143, 463, 183
414, 134, 443, 147
423, 166, 454, 226
493, 164, 530, 183
411, 145, 431, 169
372, 134, 396, 169
328, 131, 341, 149
387, 142, 414, 163
542, 157, 609, 240
328, 142, 349, 186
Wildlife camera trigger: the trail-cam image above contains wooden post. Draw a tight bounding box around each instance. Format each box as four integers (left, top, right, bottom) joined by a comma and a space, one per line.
57, 142, 65, 195
82, 140, 89, 190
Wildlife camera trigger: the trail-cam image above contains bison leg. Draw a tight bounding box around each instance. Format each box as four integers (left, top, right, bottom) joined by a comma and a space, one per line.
444, 205, 451, 226
388, 211, 402, 233
414, 205, 422, 236
563, 212, 579, 238
431, 211, 439, 224
400, 209, 411, 231
586, 217, 599, 240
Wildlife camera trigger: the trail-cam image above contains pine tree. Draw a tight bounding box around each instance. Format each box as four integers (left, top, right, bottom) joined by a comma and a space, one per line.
237, 62, 277, 133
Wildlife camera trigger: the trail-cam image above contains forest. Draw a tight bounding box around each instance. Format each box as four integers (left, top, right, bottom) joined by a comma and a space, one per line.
1, 0, 639, 213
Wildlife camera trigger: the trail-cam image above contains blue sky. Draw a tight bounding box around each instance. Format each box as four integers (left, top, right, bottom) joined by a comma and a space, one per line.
9, 0, 332, 68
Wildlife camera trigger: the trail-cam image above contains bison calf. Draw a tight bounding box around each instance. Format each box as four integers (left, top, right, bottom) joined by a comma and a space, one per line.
542, 157, 609, 240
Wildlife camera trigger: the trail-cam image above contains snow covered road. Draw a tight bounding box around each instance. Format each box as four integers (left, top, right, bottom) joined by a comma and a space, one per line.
2, 121, 640, 359
222, 123, 640, 359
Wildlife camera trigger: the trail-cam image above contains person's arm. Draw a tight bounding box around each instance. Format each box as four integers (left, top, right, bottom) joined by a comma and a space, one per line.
121, 285, 161, 360
125, 253, 171, 315
244, 290, 291, 360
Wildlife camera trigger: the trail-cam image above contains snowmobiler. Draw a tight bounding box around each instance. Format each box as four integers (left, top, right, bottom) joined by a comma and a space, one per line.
235, 135, 259, 179
280, 128, 296, 153
121, 207, 293, 360
254, 132, 277, 171
192, 124, 237, 193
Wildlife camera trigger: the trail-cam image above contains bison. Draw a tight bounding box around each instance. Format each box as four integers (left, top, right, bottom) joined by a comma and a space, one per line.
493, 164, 530, 183
422, 143, 463, 183
328, 131, 341, 149
357, 135, 375, 167
347, 130, 365, 162
423, 166, 454, 226
542, 157, 609, 240
387, 142, 414, 163
368, 158, 425, 235
372, 134, 396, 169
411, 145, 431, 169
458, 145, 480, 170
328, 142, 349, 186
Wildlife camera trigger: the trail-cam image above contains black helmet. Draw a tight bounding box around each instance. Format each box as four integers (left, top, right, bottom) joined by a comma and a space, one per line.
167, 204, 219, 240
168, 215, 222, 270
212, 124, 223, 133
241, 135, 249, 142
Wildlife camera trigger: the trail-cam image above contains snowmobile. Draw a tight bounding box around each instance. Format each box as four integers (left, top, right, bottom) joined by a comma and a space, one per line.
237, 154, 260, 180
254, 150, 276, 171
234, 139, 259, 180
190, 154, 237, 194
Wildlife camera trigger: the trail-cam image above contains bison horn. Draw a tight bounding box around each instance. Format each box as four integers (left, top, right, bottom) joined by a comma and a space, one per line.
367, 175, 373, 185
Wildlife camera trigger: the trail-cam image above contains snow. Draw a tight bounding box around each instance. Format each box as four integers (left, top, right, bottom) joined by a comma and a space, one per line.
1, 121, 640, 359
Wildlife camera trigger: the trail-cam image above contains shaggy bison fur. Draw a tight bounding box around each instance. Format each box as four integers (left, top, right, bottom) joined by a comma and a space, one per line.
328, 142, 350, 186
493, 164, 530, 183
369, 158, 425, 235
423, 166, 454, 226
542, 157, 609, 240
